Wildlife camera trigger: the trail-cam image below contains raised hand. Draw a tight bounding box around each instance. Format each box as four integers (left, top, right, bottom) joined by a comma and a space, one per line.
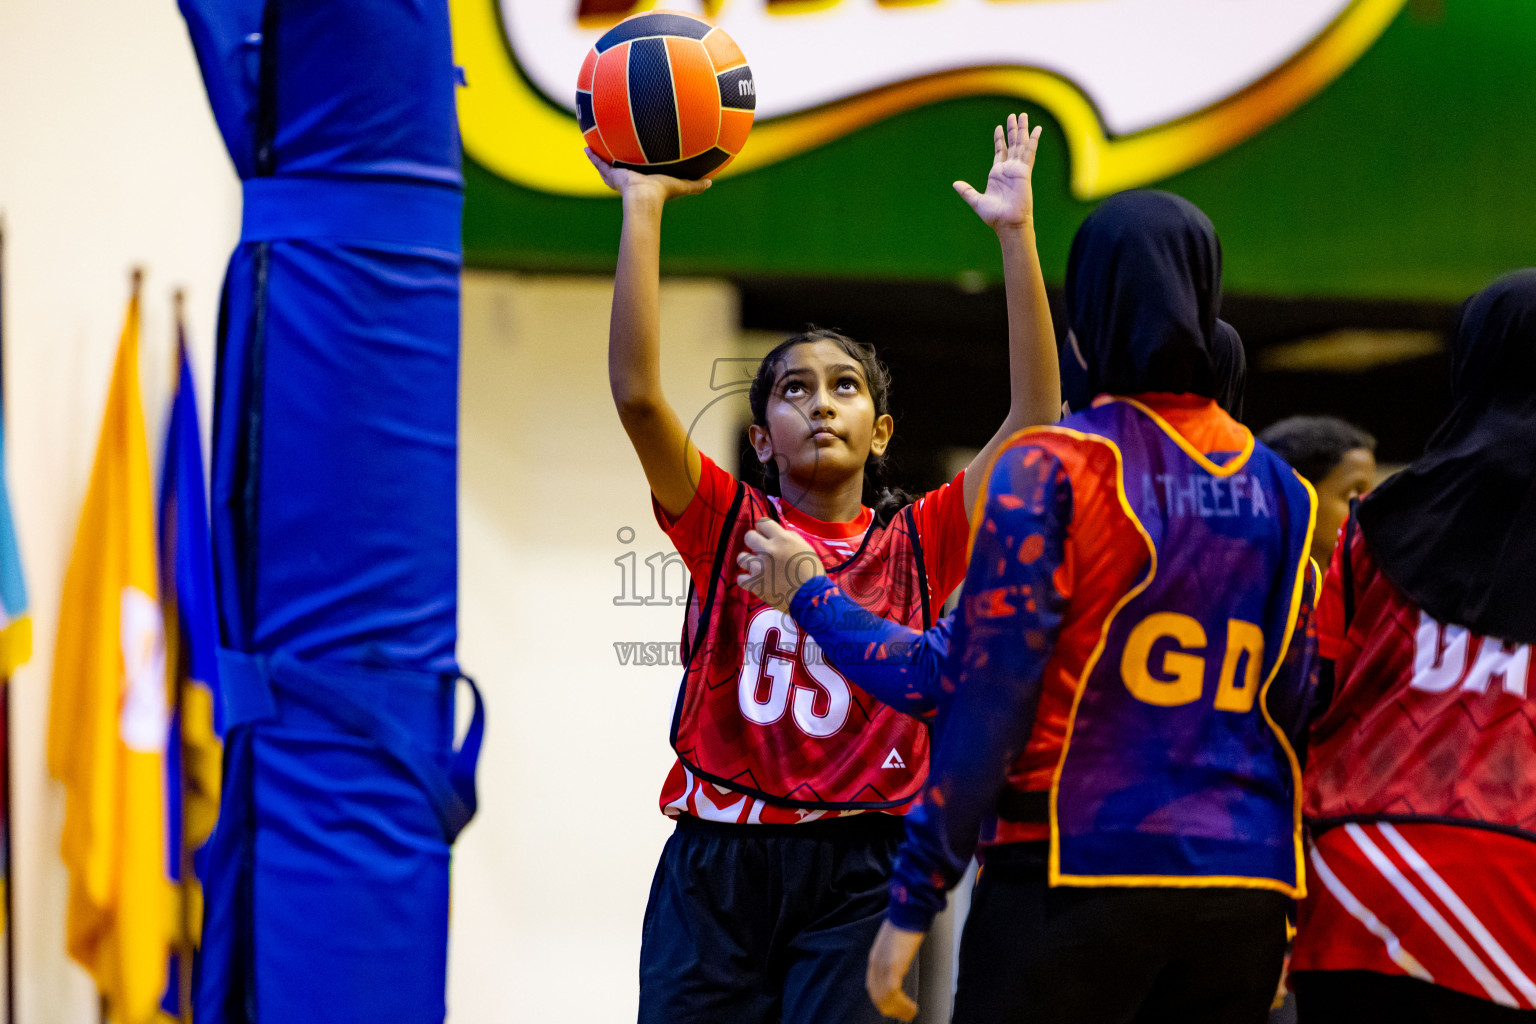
953, 112, 1042, 232
586, 148, 712, 204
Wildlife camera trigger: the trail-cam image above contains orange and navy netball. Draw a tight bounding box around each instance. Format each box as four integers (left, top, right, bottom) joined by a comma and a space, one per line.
577, 11, 755, 180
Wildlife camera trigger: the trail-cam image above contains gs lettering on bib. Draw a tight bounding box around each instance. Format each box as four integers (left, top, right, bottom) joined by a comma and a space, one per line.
669, 482, 937, 809
1049, 399, 1316, 894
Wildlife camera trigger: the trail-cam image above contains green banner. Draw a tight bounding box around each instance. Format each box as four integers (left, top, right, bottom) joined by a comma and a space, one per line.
460, 1, 1536, 301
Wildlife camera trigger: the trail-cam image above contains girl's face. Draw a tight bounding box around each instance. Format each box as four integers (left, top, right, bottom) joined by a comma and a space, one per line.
1312, 446, 1378, 566
749, 339, 893, 500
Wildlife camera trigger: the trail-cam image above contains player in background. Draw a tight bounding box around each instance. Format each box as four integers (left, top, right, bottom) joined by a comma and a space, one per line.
748, 190, 1316, 1022
1289, 272, 1536, 1022
1259, 416, 1378, 567
587, 113, 1060, 1024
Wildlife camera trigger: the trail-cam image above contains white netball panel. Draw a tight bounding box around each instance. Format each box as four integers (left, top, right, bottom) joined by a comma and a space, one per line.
503, 0, 1353, 132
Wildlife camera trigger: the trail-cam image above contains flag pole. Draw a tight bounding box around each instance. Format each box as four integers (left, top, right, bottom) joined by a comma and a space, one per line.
172, 289, 194, 1024
0, 212, 14, 1024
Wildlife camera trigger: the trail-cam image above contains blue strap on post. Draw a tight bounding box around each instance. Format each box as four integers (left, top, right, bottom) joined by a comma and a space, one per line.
216, 647, 484, 842
217, 647, 278, 727
240, 177, 464, 258
447, 674, 484, 830
277, 667, 483, 842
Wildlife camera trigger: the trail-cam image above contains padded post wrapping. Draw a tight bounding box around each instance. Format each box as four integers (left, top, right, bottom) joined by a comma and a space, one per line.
179, 2, 475, 1020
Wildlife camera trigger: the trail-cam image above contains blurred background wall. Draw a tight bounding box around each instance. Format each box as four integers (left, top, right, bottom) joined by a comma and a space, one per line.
0, 1, 236, 1019
452, 272, 739, 1022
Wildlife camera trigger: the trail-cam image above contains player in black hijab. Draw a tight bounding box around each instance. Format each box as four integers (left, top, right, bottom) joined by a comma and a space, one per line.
1062, 190, 1221, 401
1357, 270, 1536, 645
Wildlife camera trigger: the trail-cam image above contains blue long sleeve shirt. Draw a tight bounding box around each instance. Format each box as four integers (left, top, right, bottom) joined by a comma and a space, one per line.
885, 445, 1073, 931
788, 577, 953, 719
786, 444, 1074, 930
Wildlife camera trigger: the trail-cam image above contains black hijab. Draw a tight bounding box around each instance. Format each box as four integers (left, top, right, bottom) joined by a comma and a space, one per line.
1062, 190, 1223, 410
1062, 318, 1241, 415
1358, 270, 1536, 645
1210, 319, 1247, 420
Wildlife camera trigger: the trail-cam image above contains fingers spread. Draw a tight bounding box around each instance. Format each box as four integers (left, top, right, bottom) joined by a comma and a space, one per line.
953, 181, 981, 210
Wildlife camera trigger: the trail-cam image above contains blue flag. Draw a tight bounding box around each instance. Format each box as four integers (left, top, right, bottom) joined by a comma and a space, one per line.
158, 325, 223, 1017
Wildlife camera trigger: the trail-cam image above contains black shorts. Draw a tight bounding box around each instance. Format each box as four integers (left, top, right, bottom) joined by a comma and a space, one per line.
637, 813, 907, 1024
953, 843, 1290, 1024
1291, 970, 1536, 1023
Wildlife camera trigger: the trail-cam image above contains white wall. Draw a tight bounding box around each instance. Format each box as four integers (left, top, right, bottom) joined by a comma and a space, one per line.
452, 272, 741, 1023
0, 1, 239, 1020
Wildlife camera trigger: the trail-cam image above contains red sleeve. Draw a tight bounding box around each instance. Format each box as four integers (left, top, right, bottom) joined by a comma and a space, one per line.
908, 469, 970, 610
1316, 524, 1350, 662
652, 453, 742, 580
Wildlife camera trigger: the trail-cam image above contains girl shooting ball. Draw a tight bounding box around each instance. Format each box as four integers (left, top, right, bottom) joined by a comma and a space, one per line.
588, 113, 1059, 1024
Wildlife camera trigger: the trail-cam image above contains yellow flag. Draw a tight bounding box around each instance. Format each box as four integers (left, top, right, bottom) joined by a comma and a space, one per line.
47, 285, 176, 1024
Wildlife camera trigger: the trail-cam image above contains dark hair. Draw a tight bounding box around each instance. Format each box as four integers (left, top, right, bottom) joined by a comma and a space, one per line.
747, 327, 916, 526
1258, 415, 1377, 487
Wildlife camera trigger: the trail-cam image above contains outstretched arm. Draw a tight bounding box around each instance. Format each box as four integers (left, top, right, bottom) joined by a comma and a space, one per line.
956, 114, 1061, 514
735, 519, 952, 717
792, 578, 954, 719
591, 149, 713, 518
867, 442, 1073, 1022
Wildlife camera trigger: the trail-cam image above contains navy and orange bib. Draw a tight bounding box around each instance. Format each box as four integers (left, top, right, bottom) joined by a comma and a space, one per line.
1048, 399, 1315, 894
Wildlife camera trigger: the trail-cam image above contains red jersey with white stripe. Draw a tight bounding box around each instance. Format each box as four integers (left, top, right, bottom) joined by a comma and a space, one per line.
655, 454, 970, 823
1293, 521, 1536, 1008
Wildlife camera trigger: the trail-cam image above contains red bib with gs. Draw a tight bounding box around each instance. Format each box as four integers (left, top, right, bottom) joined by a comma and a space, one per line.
671, 482, 938, 809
